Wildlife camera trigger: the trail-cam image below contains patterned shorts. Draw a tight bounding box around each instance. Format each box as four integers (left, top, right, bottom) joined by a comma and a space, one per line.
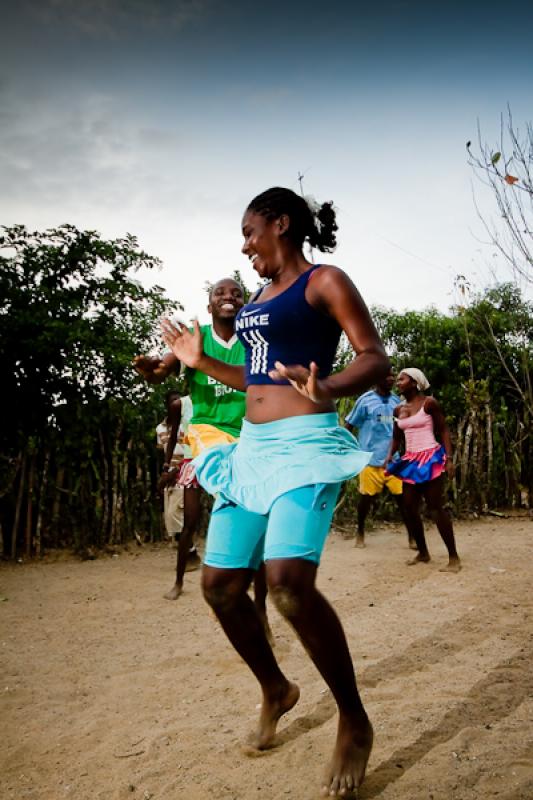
176, 459, 201, 489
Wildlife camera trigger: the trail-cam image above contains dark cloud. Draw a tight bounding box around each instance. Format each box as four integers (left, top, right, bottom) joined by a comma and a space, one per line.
0, 89, 192, 219
16, 0, 212, 38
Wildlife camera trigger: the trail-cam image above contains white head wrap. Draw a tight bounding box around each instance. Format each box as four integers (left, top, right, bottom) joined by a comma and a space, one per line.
401, 368, 430, 391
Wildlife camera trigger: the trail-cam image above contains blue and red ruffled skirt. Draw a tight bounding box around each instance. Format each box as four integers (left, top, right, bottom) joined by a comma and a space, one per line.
385, 444, 446, 485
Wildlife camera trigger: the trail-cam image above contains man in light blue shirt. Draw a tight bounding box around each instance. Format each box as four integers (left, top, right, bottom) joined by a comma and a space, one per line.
345, 371, 413, 548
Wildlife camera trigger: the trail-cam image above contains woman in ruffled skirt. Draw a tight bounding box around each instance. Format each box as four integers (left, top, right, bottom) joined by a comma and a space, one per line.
386, 368, 461, 573
162, 186, 390, 798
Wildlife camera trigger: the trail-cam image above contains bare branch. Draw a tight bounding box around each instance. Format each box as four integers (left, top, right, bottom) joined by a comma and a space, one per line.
467, 109, 533, 284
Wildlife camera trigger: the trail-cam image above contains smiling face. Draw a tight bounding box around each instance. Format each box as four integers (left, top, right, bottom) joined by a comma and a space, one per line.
396, 371, 417, 395
241, 210, 286, 280
207, 278, 244, 322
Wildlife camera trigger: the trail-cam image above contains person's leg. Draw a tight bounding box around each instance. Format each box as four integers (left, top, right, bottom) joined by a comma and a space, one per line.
163, 485, 179, 542
356, 494, 373, 548
356, 467, 381, 548
202, 497, 300, 748
392, 493, 417, 549
385, 474, 416, 550
264, 484, 372, 795
252, 563, 273, 643
164, 487, 201, 600
202, 564, 299, 746
266, 557, 373, 796
422, 477, 461, 572
184, 492, 201, 569
402, 483, 431, 564
186, 542, 201, 567
177, 460, 202, 564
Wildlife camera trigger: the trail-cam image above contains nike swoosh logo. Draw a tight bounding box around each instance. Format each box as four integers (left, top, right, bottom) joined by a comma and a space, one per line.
240, 308, 262, 317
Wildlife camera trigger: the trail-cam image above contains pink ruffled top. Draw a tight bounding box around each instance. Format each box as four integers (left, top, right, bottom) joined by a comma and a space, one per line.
396, 405, 438, 453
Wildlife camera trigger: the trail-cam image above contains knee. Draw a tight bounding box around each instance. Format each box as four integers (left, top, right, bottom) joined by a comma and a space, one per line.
201, 571, 242, 613
267, 569, 307, 619
427, 504, 444, 522
270, 584, 302, 619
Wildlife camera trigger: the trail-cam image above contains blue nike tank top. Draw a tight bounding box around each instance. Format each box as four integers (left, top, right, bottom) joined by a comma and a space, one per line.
234, 265, 342, 386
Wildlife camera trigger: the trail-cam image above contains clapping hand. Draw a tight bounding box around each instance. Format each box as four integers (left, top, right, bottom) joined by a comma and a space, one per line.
161, 319, 204, 369
268, 360, 331, 404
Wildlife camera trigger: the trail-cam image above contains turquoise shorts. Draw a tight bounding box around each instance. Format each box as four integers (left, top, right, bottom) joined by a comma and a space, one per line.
204, 482, 341, 569
196, 412, 371, 570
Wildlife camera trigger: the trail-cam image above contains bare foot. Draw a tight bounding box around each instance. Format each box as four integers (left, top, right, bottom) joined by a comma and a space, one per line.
163, 583, 183, 600
408, 538, 418, 550
407, 553, 431, 565
439, 557, 462, 573
355, 534, 366, 549
322, 713, 373, 798
250, 681, 300, 750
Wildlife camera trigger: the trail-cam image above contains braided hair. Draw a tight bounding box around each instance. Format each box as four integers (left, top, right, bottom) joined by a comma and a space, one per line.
247, 187, 338, 253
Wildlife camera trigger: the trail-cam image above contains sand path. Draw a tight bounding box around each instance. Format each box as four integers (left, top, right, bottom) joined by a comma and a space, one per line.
1, 517, 532, 800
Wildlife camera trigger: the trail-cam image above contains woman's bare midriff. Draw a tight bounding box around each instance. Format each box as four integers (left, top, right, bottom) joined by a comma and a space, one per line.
245, 384, 336, 424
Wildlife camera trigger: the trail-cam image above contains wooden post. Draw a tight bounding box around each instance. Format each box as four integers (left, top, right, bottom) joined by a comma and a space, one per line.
99, 431, 110, 544
35, 450, 50, 557
25, 452, 36, 558
51, 465, 65, 549
110, 423, 122, 544
11, 453, 26, 560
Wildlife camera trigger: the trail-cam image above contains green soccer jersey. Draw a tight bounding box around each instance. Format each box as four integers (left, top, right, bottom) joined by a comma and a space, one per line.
186, 325, 246, 437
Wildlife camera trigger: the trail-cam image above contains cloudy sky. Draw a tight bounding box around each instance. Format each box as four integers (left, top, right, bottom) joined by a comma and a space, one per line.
1, 0, 532, 322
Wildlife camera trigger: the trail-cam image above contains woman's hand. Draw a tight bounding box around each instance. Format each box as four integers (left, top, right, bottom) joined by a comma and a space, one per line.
268, 360, 331, 404
161, 319, 203, 369
446, 460, 455, 479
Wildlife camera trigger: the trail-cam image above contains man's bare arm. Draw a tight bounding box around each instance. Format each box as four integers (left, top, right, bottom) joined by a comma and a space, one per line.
133, 351, 180, 385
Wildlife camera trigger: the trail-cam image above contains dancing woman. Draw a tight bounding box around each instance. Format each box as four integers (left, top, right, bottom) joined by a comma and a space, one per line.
162, 187, 389, 797
386, 368, 461, 572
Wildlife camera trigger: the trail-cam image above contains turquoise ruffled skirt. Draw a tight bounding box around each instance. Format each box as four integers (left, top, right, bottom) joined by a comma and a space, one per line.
193, 412, 372, 515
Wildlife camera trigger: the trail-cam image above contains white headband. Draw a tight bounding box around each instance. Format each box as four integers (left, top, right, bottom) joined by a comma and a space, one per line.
401, 368, 430, 391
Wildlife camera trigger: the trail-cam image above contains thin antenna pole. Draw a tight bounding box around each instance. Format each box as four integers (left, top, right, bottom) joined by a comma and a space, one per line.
297, 171, 305, 196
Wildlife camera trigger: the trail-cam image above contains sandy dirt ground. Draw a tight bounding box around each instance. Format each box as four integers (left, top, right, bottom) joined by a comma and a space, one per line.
1, 517, 533, 800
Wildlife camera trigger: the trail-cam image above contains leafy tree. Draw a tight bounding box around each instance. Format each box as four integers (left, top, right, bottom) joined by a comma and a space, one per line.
1, 224, 170, 444
0, 225, 179, 557
335, 284, 532, 520
459, 283, 533, 508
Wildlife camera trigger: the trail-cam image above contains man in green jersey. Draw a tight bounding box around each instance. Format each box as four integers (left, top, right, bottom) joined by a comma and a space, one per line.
134, 278, 246, 449
134, 280, 268, 629
183, 312, 246, 458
